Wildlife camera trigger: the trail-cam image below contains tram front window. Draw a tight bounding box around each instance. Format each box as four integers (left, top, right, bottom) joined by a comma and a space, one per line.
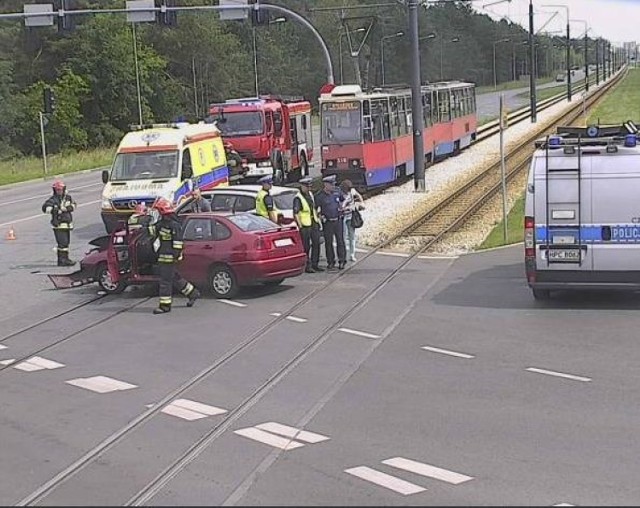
321, 101, 362, 144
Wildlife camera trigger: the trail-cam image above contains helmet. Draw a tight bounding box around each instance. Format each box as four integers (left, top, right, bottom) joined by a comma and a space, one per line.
52, 180, 65, 192
133, 203, 147, 215
153, 197, 174, 216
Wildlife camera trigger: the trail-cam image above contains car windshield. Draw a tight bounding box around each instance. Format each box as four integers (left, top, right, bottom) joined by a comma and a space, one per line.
110, 151, 179, 181
273, 191, 297, 210
321, 101, 362, 144
227, 214, 278, 232
217, 112, 264, 137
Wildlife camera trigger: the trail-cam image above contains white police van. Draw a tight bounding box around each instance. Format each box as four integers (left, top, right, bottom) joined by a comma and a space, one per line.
524, 123, 640, 299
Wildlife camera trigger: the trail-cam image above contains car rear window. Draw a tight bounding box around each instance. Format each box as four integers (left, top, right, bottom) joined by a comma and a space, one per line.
227, 214, 278, 232
273, 191, 297, 210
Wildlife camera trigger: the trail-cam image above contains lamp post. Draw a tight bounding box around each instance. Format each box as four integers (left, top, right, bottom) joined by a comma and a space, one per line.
339, 27, 365, 85
543, 4, 571, 101
493, 38, 510, 90
439, 36, 459, 81
381, 31, 405, 86
528, 0, 537, 122
252, 16, 286, 96
571, 19, 589, 92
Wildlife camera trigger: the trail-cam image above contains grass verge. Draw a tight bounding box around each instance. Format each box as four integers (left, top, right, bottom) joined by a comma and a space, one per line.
0, 147, 115, 186
478, 192, 525, 250
476, 76, 554, 95
588, 68, 640, 124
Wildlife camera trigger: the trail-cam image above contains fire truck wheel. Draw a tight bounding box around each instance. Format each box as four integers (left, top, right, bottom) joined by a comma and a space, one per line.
96, 262, 126, 295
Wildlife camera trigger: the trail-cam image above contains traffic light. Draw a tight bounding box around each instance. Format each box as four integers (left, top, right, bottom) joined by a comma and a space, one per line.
55, 0, 75, 33
249, 0, 270, 26
44, 88, 56, 115
157, 0, 177, 27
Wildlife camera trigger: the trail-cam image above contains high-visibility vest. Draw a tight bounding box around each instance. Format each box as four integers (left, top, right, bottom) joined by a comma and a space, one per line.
256, 189, 278, 218
296, 192, 319, 227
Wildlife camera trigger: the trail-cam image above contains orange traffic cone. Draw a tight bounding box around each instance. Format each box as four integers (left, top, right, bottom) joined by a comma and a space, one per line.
5, 226, 16, 241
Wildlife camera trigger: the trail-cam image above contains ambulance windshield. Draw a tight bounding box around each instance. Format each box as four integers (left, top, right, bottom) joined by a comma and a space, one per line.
217, 112, 264, 137
110, 151, 179, 181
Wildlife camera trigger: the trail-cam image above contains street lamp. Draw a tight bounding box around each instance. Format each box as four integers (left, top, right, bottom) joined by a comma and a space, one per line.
570, 19, 589, 92
493, 38, 510, 89
339, 27, 366, 85
439, 36, 459, 80
542, 4, 571, 101
252, 16, 287, 96
381, 31, 405, 86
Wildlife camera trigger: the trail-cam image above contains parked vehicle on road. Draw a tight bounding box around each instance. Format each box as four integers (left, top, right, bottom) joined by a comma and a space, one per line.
100, 122, 230, 233
50, 213, 306, 298
319, 81, 477, 191
524, 124, 640, 300
209, 95, 313, 184
555, 73, 566, 82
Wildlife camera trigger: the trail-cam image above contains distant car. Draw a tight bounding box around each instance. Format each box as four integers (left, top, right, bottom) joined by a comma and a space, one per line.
72, 213, 306, 298
555, 73, 566, 82
177, 184, 299, 223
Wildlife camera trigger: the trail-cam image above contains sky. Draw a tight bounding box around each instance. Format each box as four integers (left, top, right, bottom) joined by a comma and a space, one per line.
472, 0, 639, 45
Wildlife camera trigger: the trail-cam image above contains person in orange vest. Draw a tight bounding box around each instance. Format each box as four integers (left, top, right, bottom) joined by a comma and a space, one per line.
41, 179, 76, 266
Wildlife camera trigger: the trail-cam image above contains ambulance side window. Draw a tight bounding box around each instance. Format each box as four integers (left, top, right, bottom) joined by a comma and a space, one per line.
181, 149, 193, 179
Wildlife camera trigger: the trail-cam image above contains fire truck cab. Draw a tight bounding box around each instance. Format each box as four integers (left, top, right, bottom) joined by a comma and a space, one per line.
210, 96, 313, 184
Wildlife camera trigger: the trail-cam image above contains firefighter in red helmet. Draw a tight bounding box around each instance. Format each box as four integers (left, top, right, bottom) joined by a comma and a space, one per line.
148, 197, 200, 314
41, 179, 76, 266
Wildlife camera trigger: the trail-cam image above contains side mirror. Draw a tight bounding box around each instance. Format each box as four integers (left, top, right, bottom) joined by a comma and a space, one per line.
102, 170, 109, 184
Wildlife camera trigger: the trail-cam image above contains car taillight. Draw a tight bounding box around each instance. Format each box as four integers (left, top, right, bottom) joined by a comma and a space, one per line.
255, 236, 268, 251
524, 216, 535, 258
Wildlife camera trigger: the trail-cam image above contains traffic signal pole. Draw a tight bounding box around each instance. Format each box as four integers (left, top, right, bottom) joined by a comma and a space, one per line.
39, 112, 48, 175
528, 0, 537, 123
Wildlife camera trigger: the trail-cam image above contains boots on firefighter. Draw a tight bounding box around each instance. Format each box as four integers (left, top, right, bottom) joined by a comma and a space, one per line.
57, 250, 76, 267
153, 305, 171, 315
187, 288, 201, 308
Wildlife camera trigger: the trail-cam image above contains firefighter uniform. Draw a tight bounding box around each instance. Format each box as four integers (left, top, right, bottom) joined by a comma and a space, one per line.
293, 177, 323, 273
41, 180, 76, 266
256, 175, 279, 223
149, 199, 200, 314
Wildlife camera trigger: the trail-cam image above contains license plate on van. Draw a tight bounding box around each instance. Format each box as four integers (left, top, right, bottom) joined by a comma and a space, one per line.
547, 249, 581, 262
274, 238, 294, 248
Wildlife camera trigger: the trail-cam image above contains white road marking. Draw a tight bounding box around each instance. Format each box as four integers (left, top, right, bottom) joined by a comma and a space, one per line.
417, 255, 459, 260
254, 422, 330, 444
382, 457, 474, 485
233, 427, 305, 450
553, 504, 575, 507
13, 356, 65, 372
0, 199, 101, 229
0, 359, 16, 365
161, 399, 227, 420
421, 346, 475, 359
338, 327, 381, 339
0, 344, 6, 350
344, 466, 426, 496
270, 312, 308, 323
526, 367, 591, 383
0, 182, 102, 207
218, 299, 247, 308
66, 375, 138, 393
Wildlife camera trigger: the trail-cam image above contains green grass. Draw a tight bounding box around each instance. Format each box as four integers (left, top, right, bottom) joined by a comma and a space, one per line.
478, 193, 525, 250
588, 68, 640, 124
0, 147, 115, 186
476, 76, 554, 95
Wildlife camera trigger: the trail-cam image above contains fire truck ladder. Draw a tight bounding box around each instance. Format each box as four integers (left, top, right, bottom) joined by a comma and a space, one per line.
544, 134, 583, 266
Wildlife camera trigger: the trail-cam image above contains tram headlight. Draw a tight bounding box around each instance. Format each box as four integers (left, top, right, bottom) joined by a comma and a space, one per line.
326, 159, 336, 169
349, 159, 362, 169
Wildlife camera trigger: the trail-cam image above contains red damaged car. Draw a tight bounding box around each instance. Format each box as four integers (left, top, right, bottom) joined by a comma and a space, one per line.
49, 213, 307, 299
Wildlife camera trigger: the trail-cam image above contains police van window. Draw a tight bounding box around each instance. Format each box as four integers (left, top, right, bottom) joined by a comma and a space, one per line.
213, 220, 232, 241
183, 218, 213, 241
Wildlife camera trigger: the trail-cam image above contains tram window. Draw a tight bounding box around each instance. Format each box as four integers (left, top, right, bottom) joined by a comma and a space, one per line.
371, 99, 389, 142
398, 98, 407, 135
439, 91, 450, 122
406, 96, 412, 130
321, 101, 362, 144
389, 97, 399, 138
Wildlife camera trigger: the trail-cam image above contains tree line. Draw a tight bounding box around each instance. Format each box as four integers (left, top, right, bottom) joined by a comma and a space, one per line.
0, 0, 602, 159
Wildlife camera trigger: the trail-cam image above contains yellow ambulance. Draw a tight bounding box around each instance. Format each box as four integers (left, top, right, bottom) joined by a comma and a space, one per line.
100, 122, 229, 232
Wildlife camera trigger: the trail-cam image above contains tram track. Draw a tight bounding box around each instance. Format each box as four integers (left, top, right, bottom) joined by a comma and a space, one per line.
394, 67, 627, 254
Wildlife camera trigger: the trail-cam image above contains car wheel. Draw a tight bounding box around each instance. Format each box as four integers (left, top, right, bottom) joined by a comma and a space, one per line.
532, 288, 551, 300
96, 262, 126, 294
263, 279, 284, 287
209, 265, 239, 298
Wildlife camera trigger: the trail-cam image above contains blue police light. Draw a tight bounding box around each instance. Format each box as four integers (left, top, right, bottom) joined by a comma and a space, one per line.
548, 136, 562, 147
625, 134, 637, 148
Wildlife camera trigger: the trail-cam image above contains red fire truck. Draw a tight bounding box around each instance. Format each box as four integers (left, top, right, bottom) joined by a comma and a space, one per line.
209, 96, 314, 184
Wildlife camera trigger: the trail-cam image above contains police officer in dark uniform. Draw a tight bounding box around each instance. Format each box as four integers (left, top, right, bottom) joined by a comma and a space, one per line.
293, 176, 324, 273
42, 179, 76, 266
315, 174, 346, 271
149, 198, 201, 314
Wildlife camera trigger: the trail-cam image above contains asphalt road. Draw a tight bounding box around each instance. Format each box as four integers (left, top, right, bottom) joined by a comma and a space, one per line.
2, 171, 640, 505
477, 70, 586, 123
